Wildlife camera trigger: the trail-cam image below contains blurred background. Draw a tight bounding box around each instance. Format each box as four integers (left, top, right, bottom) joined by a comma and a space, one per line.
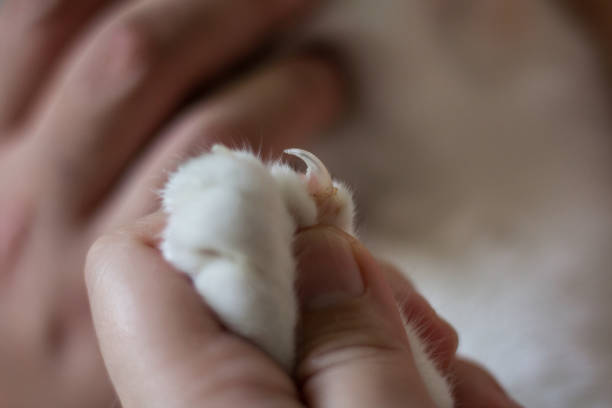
300, 1, 612, 407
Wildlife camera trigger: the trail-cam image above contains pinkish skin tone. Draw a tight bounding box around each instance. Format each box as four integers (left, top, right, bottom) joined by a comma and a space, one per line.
0, 199, 31, 276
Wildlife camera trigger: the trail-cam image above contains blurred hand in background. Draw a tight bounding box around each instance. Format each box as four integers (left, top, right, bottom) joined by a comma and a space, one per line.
0, 1, 344, 406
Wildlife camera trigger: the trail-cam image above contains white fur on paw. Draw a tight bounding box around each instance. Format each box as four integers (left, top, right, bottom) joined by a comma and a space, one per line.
160, 145, 353, 369
160, 144, 453, 408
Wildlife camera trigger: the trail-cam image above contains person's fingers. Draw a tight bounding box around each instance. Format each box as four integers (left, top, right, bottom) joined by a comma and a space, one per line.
96, 54, 345, 231
0, 0, 110, 131
451, 358, 524, 408
381, 262, 459, 372
27, 0, 311, 216
86, 212, 301, 408
293, 226, 438, 408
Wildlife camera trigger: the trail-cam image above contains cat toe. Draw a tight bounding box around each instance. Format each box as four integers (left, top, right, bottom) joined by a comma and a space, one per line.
283, 149, 356, 234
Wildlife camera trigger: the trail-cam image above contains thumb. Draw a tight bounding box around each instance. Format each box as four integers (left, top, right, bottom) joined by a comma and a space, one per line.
293, 226, 438, 408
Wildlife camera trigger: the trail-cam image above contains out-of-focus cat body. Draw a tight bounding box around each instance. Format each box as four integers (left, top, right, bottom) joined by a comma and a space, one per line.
292, 1, 612, 406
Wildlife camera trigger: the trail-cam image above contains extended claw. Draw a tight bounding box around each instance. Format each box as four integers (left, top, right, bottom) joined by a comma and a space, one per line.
283, 148, 355, 234
283, 148, 333, 195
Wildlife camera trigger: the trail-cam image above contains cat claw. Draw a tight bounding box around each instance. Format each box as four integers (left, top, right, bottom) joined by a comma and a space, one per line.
284, 148, 354, 233
283, 149, 334, 196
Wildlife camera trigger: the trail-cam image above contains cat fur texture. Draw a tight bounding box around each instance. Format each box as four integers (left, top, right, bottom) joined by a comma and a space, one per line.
160, 145, 453, 408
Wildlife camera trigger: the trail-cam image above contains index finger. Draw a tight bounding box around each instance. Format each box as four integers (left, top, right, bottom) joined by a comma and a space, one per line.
85, 212, 298, 408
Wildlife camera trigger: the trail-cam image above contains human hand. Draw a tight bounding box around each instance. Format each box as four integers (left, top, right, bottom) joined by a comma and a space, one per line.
86, 213, 521, 408
0, 1, 343, 406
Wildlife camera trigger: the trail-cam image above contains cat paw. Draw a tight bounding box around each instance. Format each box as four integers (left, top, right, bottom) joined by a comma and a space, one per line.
159, 145, 356, 371
160, 145, 299, 369
277, 148, 355, 234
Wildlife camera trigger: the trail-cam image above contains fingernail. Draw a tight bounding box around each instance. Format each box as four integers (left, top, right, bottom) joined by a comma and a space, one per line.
295, 227, 364, 308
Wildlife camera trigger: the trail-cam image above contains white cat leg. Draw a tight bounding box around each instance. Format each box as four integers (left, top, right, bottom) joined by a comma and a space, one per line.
160, 145, 299, 369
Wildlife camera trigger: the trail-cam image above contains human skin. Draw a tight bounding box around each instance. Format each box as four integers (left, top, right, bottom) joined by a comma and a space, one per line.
86, 213, 522, 407
0, 1, 343, 406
